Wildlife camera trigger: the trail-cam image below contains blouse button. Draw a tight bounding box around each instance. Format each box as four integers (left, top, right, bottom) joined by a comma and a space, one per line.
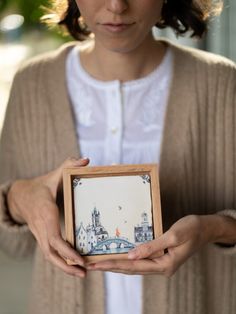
111, 127, 118, 134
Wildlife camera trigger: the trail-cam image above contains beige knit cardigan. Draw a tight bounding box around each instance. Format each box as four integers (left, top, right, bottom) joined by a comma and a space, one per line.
0, 40, 236, 314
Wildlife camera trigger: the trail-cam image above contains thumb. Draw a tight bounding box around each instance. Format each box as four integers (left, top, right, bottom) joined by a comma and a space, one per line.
128, 232, 171, 260
59, 157, 90, 173
46, 157, 90, 194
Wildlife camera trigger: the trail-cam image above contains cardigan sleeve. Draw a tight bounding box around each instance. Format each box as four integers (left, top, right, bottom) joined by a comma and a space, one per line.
205, 60, 236, 255
214, 63, 236, 254
182, 53, 236, 256
0, 71, 36, 258
213, 210, 236, 254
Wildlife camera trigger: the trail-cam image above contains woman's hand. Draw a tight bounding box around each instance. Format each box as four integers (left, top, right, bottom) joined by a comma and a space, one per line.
7, 157, 89, 278
87, 215, 220, 277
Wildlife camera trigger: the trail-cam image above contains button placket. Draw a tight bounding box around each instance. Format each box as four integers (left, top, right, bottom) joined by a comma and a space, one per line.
105, 82, 123, 165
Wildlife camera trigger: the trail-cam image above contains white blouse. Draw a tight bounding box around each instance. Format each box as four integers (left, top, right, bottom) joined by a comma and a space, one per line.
66, 45, 173, 314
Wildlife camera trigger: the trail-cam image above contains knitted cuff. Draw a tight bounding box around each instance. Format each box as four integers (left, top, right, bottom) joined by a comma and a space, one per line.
214, 209, 236, 255
0, 181, 26, 226
0, 181, 35, 258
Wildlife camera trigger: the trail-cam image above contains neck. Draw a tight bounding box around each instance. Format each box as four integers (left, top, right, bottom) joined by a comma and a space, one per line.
80, 34, 167, 82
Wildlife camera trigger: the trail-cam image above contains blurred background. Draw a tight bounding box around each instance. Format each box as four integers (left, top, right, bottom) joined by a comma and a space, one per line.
0, 0, 235, 313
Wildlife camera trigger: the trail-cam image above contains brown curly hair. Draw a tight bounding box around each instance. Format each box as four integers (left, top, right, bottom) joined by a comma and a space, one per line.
42, 0, 223, 40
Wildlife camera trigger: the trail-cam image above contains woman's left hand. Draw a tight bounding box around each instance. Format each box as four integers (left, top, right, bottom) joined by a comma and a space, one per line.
87, 215, 218, 277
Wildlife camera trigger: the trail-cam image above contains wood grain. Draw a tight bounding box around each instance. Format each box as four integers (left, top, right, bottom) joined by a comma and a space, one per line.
63, 164, 163, 263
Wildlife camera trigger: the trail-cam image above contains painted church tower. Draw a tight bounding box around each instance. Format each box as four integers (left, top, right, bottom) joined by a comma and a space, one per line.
141, 212, 149, 231
92, 207, 101, 227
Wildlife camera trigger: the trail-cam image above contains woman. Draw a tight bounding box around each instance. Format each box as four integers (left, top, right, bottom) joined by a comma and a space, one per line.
0, 0, 236, 313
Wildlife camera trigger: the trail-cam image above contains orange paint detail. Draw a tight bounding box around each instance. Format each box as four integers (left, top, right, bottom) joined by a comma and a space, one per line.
115, 228, 121, 237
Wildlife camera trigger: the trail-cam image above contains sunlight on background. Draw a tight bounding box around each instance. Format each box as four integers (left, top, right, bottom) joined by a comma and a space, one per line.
0, 0, 235, 313
0, 15, 31, 130
0, 7, 65, 134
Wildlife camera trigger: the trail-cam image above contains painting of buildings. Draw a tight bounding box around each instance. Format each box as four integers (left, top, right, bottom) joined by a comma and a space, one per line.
73, 175, 155, 256
76, 207, 109, 254
134, 212, 153, 243
76, 206, 153, 255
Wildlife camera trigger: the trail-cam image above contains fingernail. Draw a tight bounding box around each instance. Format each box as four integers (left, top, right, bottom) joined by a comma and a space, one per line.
87, 263, 96, 270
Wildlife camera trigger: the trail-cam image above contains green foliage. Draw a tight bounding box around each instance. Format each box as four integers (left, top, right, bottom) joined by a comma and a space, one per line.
0, 0, 70, 42
0, 0, 8, 12
0, 0, 50, 27
17, 0, 50, 26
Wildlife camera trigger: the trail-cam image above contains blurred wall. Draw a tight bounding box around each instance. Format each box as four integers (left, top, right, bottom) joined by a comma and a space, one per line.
156, 0, 236, 62
207, 0, 236, 62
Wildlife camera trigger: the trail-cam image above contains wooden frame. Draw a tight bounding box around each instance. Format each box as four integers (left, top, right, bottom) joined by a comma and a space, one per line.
63, 164, 162, 263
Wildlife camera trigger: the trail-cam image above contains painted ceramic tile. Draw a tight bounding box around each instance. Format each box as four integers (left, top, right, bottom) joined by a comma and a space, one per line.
73, 175, 153, 256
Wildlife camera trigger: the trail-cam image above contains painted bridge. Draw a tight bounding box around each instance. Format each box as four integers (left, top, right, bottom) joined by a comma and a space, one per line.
90, 237, 135, 253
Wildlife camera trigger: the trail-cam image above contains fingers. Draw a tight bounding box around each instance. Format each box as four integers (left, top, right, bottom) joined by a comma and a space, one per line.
128, 232, 174, 260
44, 157, 90, 195
49, 235, 84, 267
60, 156, 90, 170
87, 258, 168, 276
42, 204, 85, 267
87, 224, 200, 277
87, 251, 181, 277
58, 157, 90, 178
9, 159, 89, 278
46, 249, 86, 278
30, 208, 85, 277
33, 221, 86, 277
87, 259, 154, 273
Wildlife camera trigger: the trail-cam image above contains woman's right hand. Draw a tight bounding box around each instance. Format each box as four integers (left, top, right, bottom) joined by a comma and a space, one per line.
7, 157, 89, 278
